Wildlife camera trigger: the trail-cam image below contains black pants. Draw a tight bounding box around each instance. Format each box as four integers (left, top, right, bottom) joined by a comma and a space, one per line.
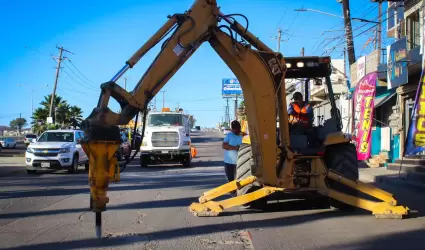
224, 163, 236, 182
224, 163, 237, 196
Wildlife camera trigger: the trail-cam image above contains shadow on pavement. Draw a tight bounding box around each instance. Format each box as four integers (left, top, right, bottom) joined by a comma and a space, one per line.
3, 210, 411, 250
0, 175, 224, 200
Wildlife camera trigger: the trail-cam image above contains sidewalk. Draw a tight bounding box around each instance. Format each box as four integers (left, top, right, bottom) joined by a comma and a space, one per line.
0, 156, 25, 177
359, 166, 425, 191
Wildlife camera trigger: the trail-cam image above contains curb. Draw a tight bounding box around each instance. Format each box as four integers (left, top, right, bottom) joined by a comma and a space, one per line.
0, 154, 25, 157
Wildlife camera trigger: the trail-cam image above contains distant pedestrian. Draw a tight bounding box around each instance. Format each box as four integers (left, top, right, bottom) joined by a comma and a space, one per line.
222, 120, 243, 186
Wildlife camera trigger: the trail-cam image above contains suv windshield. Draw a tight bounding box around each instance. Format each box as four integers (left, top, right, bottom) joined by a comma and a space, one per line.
148, 114, 183, 126
37, 132, 74, 142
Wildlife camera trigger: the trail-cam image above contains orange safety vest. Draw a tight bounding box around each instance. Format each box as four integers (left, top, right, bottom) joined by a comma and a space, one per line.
288, 102, 311, 124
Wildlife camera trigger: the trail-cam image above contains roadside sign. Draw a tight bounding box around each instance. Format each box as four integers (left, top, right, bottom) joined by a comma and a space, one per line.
222, 78, 242, 96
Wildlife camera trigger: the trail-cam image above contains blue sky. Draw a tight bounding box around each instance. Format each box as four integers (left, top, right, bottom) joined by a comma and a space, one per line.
1, 0, 387, 128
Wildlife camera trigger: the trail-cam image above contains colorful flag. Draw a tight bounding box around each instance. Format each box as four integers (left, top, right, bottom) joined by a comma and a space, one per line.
405, 66, 425, 155
352, 72, 378, 160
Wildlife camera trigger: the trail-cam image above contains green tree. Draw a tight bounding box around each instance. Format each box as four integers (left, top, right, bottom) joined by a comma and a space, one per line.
238, 100, 246, 120
69, 106, 83, 128
188, 115, 196, 129
31, 94, 84, 135
10, 118, 28, 134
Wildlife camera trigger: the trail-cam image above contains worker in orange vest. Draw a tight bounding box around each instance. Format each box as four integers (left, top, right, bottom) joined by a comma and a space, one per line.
288, 92, 313, 127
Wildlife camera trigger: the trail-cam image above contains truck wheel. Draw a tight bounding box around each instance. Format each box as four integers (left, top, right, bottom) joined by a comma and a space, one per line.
140, 155, 149, 168
68, 155, 79, 174
236, 143, 266, 210
182, 154, 192, 168
324, 143, 359, 210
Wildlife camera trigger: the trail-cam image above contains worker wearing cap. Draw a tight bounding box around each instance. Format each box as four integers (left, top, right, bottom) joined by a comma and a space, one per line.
288, 92, 313, 126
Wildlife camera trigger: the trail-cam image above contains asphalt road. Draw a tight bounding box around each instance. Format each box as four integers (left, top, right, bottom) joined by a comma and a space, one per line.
0, 131, 425, 250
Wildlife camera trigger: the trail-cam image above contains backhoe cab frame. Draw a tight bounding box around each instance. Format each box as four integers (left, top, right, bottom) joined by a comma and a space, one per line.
80, 0, 409, 237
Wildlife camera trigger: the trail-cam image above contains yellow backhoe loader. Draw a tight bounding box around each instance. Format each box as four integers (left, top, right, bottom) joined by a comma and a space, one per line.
79, 0, 409, 238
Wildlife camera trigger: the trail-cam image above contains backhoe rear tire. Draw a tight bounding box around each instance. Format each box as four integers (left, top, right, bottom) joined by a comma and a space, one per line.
324, 142, 359, 211
236, 143, 267, 210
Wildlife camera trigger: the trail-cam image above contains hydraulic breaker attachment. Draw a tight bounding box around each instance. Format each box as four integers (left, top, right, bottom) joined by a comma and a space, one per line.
189, 176, 283, 216
325, 170, 410, 219
81, 124, 121, 238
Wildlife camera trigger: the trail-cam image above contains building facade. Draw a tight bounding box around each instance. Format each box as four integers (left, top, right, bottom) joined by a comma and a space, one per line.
350, 0, 424, 162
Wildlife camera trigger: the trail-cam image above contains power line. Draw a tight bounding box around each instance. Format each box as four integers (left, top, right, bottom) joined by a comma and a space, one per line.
66, 59, 96, 85
62, 60, 98, 89
61, 68, 99, 91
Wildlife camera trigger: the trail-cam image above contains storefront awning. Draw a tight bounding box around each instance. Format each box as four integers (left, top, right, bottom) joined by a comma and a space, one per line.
375, 90, 397, 108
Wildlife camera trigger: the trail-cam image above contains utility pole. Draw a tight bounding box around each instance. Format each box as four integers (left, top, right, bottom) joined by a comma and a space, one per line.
160, 90, 166, 109
234, 96, 238, 121
48, 46, 72, 124
301, 47, 305, 56
277, 28, 282, 52
377, 1, 382, 64
341, 0, 356, 65
343, 47, 347, 82
271, 28, 286, 53
224, 97, 231, 127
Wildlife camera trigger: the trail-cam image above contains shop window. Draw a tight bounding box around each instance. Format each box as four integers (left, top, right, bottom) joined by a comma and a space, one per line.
406, 10, 420, 50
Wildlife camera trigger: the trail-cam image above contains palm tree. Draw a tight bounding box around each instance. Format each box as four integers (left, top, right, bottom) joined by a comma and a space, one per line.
69, 106, 83, 128
56, 102, 71, 126
30, 94, 84, 133
41, 94, 66, 110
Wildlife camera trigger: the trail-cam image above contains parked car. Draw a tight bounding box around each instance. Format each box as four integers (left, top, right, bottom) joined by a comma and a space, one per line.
25, 129, 89, 174
24, 134, 38, 146
115, 132, 131, 161
0, 138, 16, 148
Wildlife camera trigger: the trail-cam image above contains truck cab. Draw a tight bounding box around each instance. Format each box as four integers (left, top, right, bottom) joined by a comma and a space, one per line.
140, 108, 192, 167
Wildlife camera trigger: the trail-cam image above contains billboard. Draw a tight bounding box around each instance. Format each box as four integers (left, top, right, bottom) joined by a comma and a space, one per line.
222, 78, 242, 96
387, 37, 408, 89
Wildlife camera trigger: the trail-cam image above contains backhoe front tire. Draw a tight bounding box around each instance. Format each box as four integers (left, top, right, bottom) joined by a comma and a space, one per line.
324, 143, 359, 210
236, 143, 266, 210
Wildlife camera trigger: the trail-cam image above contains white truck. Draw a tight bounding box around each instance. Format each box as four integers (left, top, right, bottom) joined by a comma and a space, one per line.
140, 108, 192, 167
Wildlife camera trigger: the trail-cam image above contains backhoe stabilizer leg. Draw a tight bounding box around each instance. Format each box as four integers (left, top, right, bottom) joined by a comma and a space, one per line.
198, 176, 257, 203
189, 186, 283, 217
323, 188, 409, 219
327, 170, 398, 205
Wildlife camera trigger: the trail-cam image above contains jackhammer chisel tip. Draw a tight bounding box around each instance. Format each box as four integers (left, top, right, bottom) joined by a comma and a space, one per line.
95, 212, 102, 239
96, 225, 102, 239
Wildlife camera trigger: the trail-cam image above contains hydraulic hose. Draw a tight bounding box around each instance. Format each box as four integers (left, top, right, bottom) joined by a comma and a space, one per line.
119, 110, 148, 173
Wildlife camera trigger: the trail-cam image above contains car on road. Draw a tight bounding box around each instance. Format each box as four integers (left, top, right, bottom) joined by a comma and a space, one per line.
223, 128, 231, 135
115, 132, 131, 161
25, 129, 89, 174
24, 134, 38, 146
0, 138, 16, 148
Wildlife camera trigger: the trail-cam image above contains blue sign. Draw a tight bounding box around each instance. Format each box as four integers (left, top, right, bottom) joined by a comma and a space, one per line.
387, 37, 408, 89
222, 78, 242, 96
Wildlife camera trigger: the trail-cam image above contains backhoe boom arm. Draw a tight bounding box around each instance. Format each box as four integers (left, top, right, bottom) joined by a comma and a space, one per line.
81, 0, 288, 238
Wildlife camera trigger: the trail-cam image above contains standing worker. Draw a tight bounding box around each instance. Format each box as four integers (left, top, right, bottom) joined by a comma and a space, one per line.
222, 120, 243, 196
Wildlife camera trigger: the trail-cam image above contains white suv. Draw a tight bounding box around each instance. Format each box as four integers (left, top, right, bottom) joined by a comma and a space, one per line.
25, 129, 89, 174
